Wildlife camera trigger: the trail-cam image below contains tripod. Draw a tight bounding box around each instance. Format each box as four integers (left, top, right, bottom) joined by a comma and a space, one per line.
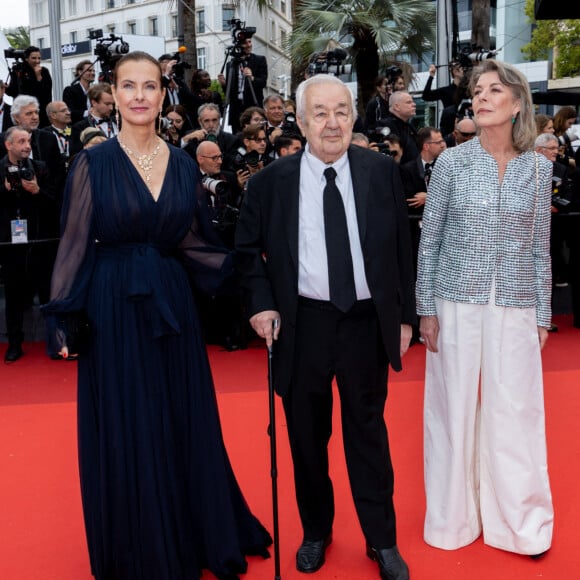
220, 48, 259, 132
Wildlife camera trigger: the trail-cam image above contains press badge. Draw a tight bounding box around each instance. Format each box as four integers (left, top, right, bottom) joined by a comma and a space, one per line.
11, 219, 28, 244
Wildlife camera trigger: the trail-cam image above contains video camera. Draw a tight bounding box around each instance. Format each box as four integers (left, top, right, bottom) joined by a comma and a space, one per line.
227, 18, 257, 60
455, 45, 498, 70
4, 47, 27, 77
202, 175, 229, 196
307, 48, 350, 77
90, 30, 130, 81
169, 47, 192, 80
5, 160, 35, 191
375, 143, 398, 157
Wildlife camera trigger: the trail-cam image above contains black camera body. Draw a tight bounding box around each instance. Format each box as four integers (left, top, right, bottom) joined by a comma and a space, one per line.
5, 160, 35, 191
170, 50, 192, 80
375, 143, 397, 157
385, 65, 403, 84
90, 31, 130, 80
4, 48, 27, 76
233, 148, 261, 173
552, 175, 574, 212
227, 18, 257, 60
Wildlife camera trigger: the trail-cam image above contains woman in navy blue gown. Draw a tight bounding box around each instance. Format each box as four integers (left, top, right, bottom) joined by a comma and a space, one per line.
43, 51, 271, 580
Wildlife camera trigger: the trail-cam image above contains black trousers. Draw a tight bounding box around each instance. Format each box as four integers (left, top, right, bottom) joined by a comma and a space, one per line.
282, 297, 397, 548
0, 242, 57, 346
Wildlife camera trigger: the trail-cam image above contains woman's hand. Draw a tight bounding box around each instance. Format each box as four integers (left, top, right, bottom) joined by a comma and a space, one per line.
538, 326, 549, 350
420, 315, 440, 353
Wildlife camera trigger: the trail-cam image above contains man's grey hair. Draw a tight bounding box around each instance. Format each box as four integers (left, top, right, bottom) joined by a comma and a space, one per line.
11, 95, 40, 123
388, 90, 411, 110
295, 74, 357, 122
198, 102, 220, 118
534, 132, 559, 148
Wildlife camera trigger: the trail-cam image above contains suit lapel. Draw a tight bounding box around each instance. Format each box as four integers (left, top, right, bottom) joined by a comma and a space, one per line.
279, 153, 301, 273
348, 146, 370, 244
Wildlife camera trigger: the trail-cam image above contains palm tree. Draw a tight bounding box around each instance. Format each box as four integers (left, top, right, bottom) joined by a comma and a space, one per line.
4, 26, 30, 49
288, 0, 436, 112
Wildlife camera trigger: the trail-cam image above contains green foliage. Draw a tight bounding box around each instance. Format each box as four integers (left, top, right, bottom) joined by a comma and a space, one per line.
3, 26, 30, 50
289, 0, 436, 108
521, 0, 580, 77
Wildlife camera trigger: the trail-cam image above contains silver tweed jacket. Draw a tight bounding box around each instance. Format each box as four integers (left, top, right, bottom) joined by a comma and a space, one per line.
416, 137, 553, 328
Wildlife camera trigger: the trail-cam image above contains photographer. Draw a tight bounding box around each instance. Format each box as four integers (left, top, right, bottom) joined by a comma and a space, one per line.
160, 104, 193, 147
62, 60, 95, 124
535, 133, 575, 305
378, 90, 419, 165
273, 133, 303, 158
0, 126, 60, 362
190, 69, 223, 122
6, 46, 53, 128
158, 53, 197, 116
218, 22, 267, 134
196, 140, 246, 350
182, 103, 238, 168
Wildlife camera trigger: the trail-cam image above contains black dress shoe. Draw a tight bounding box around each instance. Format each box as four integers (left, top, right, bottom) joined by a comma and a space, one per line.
296, 535, 332, 573
4, 344, 24, 363
366, 545, 409, 580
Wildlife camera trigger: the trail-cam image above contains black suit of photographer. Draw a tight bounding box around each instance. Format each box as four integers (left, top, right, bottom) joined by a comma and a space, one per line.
224, 54, 268, 133
7, 62, 53, 128
0, 156, 60, 350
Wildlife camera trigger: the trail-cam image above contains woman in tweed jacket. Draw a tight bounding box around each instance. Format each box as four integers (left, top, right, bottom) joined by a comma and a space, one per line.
416, 60, 554, 558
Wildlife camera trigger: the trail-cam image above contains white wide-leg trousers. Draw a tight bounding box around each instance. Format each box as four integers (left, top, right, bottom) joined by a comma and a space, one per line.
423, 291, 554, 554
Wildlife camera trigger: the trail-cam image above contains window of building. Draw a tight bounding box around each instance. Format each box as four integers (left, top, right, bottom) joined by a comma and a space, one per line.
107, 24, 116, 34
32, 0, 44, 25
127, 0, 135, 4
149, 17, 158, 36
85, 0, 93, 11
171, 14, 178, 37
128, 21, 137, 34
70, 30, 78, 43
106, 0, 115, 9
196, 10, 205, 34
222, 6, 235, 31
280, 0, 286, 15
68, 0, 77, 16
280, 29, 287, 49
197, 47, 207, 71
37, 37, 45, 49
270, 19, 276, 42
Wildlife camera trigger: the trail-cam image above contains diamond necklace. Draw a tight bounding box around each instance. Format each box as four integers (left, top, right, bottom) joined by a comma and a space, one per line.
118, 135, 162, 190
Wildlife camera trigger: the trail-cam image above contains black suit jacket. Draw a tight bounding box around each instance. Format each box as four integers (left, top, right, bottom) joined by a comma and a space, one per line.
235, 146, 417, 396
1, 103, 13, 132
399, 156, 428, 216
63, 82, 90, 124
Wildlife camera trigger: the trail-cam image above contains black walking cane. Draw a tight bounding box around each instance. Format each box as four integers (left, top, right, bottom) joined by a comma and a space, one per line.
267, 318, 281, 580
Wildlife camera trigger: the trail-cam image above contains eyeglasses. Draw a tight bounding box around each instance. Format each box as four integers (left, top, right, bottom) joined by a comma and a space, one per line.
200, 154, 223, 161
251, 137, 268, 143
539, 146, 559, 151
427, 139, 446, 145
458, 131, 476, 138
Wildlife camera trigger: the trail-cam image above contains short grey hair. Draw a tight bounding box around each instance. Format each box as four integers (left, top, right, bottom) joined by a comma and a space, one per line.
11, 95, 40, 123
3, 125, 28, 144
534, 132, 559, 148
295, 74, 357, 123
197, 102, 220, 118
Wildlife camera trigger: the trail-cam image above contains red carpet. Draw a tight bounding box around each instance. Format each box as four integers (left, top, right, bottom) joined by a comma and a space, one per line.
1, 313, 579, 579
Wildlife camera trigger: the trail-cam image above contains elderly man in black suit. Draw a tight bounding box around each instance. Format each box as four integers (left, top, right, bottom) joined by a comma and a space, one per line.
218, 37, 267, 133
235, 74, 415, 580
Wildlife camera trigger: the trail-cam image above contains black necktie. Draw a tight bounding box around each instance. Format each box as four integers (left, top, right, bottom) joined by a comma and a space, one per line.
424, 162, 433, 186
323, 167, 357, 312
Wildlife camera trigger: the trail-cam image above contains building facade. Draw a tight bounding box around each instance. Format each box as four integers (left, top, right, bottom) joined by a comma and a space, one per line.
28, 0, 292, 95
